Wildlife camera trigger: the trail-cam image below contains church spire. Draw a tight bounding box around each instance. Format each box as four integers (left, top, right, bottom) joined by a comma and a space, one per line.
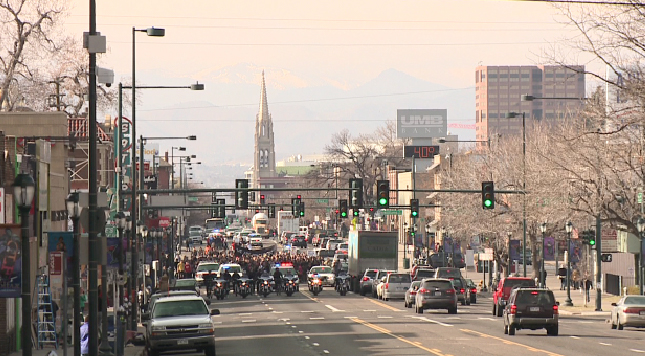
258, 70, 269, 123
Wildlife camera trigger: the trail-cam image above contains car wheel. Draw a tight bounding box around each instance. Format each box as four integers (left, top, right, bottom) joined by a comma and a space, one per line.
147, 346, 158, 356
461, 299, 466, 306
448, 306, 457, 314
617, 318, 624, 330
205, 345, 217, 356
492, 304, 497, 316
504, 323, 508, 334
360, 288, 366, 296
404, 300, 408, 308
496, 304, 503, 317
508, 324, 515, 336
546, 325, 559, 336
610, 314, 617, 329
471, 296, 477, 304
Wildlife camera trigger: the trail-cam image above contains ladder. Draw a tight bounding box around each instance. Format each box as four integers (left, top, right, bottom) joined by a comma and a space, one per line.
35, 275, 58, 349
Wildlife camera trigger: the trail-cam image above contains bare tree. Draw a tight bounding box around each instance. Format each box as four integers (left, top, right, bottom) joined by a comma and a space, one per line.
0, 0, 66, 110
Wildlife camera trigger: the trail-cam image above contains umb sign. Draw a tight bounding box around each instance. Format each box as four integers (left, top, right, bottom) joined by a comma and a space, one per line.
397, 109, 447, 138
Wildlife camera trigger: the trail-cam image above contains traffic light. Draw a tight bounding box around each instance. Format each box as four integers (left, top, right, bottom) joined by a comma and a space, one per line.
410, 198, 419, 218
299, 201, 305, 217
216, 198, 225, 218
481, 181, 494, 209
235, 179, 248, 209
339, 199, 348, 218
268, 204, 276, 218
291, 197, 300, 216
349, 178, 364, 209
582, 230, 596, 247
260, 194, 266, 205
376, 180, 390, 208
353, 209, 359, 217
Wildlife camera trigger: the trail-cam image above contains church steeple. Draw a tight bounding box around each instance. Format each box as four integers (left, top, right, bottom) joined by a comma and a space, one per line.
253, 70, 276, 189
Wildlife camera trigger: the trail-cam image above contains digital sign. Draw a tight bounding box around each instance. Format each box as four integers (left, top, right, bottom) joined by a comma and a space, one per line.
403, 145, 440, 159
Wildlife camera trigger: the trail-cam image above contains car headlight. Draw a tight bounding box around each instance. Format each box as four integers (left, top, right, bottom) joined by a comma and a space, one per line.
152, 326, 166, 331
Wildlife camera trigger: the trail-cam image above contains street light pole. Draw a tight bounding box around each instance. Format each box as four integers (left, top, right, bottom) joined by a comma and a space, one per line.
65, 192, 81, 356
13, 173, 35, 356
507, 231, 512, 277
506, 112, 527, 277
565, 221, 574, 306
540, 222, 547, 288
637, 218, 644, 296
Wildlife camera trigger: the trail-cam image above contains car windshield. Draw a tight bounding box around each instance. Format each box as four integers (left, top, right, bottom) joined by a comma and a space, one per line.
415, 270, 435, 278
410, 281, 421, 289
221, 265, 242, 274
436, 268, 461, 278
174, 279, 196, 287
365, 270, 377, 278
339, 243, 348, 249
503, 279, 536, 289
310, 266, 332, 274
624, 296, 645, 305
451, 279, 464, 288
514, 290, 554, 305
152, 300, 208, 318
189, 231, 201, 236
197, 264, 219, 272
423, 281, 452, 289
389, 274, 411, 283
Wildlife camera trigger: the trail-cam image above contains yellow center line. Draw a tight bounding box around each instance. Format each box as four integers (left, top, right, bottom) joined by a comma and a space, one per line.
350, 318, 446, 356
460, 329, 564, 356
365, 298, 403, 312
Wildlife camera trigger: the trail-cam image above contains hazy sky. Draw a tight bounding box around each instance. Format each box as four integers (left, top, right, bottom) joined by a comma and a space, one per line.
61, 0, 600, 170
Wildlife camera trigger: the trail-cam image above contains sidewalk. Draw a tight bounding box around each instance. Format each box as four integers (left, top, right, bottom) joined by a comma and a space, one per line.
546, 274, 616, 316
9, 345, 143, 356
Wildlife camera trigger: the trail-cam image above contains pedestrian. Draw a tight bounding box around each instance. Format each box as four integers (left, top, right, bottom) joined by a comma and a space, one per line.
81, 315, 89, 356
557, 265, 567, 290
585, 278, 592, 302
80, 289, 87, 313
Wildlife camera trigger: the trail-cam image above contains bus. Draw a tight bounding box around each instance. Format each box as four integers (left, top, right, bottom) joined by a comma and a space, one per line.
205, 218, 226, 233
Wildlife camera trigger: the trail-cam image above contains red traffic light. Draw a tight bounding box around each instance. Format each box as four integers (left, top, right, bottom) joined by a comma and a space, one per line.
297, 195, 301, 199
369, 208, 374, 212
260, 194, 265, 199
335, 209, 339, 214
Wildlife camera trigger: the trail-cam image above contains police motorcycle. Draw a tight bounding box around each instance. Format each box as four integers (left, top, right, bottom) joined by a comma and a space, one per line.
308, 273, 323, 297
237, 277, 253, 299
213, 279, 227, 300
283, 274, 298, 297
335, 272, 351, 296
257, 272, 273, 298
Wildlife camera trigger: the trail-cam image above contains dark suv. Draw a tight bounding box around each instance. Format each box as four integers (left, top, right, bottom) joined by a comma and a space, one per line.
503, 287, 559, 336
493, 277, 536, 317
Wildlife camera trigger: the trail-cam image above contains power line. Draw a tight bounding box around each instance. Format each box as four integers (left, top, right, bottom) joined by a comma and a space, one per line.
136, 86, 475, 112
511, 0, 645, 5
110, 41, 549, 47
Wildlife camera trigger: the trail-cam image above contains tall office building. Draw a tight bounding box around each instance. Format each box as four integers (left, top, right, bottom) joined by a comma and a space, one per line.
475, 65, 585, 146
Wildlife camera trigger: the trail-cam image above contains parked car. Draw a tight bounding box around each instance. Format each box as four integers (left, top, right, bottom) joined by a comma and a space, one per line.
503, 287, 559, 336
493, 277, 536, 317
404, 281, 422, 308
610, 295, 645, 330
414, 278, 458, 314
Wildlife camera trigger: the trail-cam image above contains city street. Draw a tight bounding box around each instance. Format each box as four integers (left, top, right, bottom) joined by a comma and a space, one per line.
197, 284, 644, 356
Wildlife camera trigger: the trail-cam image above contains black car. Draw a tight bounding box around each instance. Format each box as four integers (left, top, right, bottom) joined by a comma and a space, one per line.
503, 287, 559, 336
291, 235, 307, 248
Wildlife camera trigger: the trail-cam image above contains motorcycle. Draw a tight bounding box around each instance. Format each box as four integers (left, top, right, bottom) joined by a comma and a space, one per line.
284, 280, 296, 297
213, 279, 226, 300
259, 280, 271, 298
238, 279, 252, 299
310, 277, 322, 296
336, 275, 350, 296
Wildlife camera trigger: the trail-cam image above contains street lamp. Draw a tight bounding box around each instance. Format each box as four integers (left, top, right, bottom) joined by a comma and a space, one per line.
506, 111, 527, 277
565, 221, 574, 306
507, 231, 513, 277
65, 192, 82, 356
540, 222, 547, 288
438, 138, 490, 149
13, 173, 35, 356
637, 218, 645, 296
124, 216, 133, 331
171, 147, 186, 189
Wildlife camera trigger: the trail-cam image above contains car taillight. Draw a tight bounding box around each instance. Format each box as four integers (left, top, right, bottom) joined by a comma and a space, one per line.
510, 305, 517, 314
460, 288, 465, 294
446, 288, 455, 295
471, 288, 477, 293
553, 305, 558, 314
385, 283, 389, 289
363, 277, 369, 281
624, 307, 642, 314
410, 290, 417, 295
418, 288, 428, 295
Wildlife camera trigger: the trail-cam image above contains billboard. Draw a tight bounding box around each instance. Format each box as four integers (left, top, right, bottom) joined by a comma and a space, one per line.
396, 109, 447, 138
48, 232, 74, 278
0, 224, 21, 298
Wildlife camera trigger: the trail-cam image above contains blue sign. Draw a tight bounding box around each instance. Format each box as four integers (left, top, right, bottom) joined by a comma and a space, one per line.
48, 231, 74, 278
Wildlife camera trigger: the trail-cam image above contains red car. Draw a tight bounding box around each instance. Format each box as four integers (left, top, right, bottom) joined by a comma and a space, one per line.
493, 277, 536, 317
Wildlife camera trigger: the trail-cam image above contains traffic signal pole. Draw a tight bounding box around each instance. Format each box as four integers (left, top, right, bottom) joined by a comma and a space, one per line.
595, 213, 602, 311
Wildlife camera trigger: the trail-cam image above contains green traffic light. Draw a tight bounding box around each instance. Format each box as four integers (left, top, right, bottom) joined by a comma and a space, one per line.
589, 239, 596, 245
341, 212, 347, 217
484, 199, 492, 208
379, 197, 388, 205
411, 211, 418, 217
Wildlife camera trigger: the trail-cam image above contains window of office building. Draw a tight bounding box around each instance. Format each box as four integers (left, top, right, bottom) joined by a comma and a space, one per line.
489, 112, 499, 119
489, 69, 498, 74
500, 74, 508, 80
499, 85, 508, 90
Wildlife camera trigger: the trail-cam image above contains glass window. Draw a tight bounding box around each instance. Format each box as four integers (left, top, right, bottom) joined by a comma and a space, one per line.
423, 281, 452, 289
152, 300, 208, 318
197, 263, 219, 272
624, 296, 645, 305
389, 274, 411, 283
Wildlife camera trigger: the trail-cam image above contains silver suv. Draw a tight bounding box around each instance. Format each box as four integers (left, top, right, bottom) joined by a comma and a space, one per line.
144, 296, 220, 356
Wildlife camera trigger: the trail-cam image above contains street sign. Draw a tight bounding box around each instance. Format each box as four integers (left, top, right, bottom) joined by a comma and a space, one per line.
188, 197, 199, 202
317, 199, 329, 204
381, 210, 403, 216
479, 253, 493, 261
135, 162, 150, 171
639, 192, 643, 204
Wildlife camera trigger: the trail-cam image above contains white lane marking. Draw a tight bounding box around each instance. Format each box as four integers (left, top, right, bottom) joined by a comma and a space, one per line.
325, 305, 345, 312
377, 316, 393, 319
301, 310, 314, 313
239, 313, 252, 315
578, 321, 593, 324
570, 336, 580, 340
278, 318, 290, 322
212, 322, 222, 324
286, 322, 291, 325
310, 317, 325, 320
447, 317, 461, 320
407, 315, 453, 327
599, 343, 612, 346
273, 311, 283, 314
241, 319, 256, 323
457, 309, 470, 313
323, 350, 329, 354
478, 317, 496, 321
268, 307, 274, 310
291, 325, 297, 328
363, 309, 376, 312
299, 331, 303, 333
313, 343, 320, 346
344, 316, 358, 319
305, 336, 310, 340
631, 350, 645, 353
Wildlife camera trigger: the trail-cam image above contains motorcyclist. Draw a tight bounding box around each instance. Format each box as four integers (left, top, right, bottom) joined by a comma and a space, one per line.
335, 269, 349, 291
231, 271, 241, 295
273, 268, 283, 296
203, 269, 215, 298
258, 271, 271, 294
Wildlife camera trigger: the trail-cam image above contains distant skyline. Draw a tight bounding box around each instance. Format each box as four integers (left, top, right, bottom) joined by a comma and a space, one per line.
60, 0, 603, 180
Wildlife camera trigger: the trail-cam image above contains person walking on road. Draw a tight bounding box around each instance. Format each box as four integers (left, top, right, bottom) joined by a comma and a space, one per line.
81, 315, 89, 356
585, 277, 592, 302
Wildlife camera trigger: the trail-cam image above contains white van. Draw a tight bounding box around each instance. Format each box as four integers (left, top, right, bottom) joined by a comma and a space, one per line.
299, 226, 309, 238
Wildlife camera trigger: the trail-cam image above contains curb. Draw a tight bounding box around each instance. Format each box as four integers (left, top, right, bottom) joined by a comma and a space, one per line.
558, 309, 610, 316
